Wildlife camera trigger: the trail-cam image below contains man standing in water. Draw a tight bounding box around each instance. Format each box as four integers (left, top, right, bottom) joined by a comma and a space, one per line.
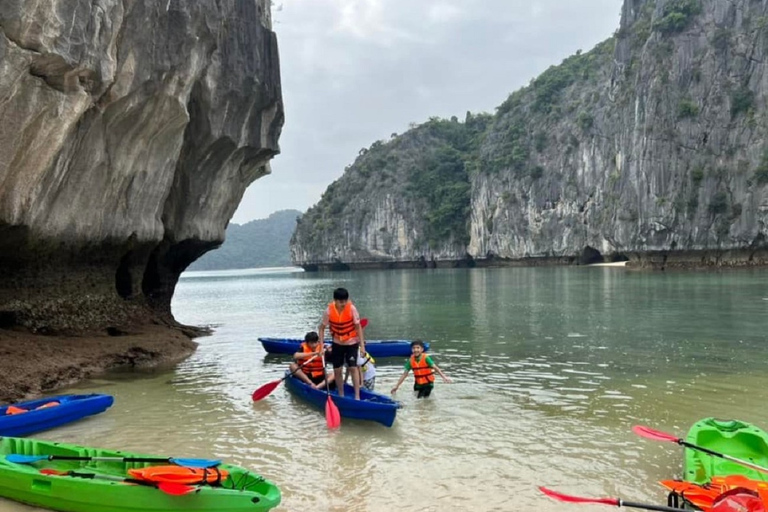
319, 288, 366, 400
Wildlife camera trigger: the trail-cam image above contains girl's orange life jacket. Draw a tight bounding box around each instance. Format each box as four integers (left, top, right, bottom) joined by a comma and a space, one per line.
410, 355, 435, 385
128, 465, 230, 485
299, 342, 325, 378
328, 301, 356, 342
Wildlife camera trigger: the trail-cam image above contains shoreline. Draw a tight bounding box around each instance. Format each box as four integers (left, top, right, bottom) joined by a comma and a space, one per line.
0, 325, 198, 403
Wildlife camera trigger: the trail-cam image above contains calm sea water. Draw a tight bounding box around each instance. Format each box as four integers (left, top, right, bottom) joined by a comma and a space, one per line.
8, 266, 768, 511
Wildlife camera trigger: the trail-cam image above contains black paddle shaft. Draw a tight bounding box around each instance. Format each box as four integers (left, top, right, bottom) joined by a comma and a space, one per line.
620, 500, 685, 512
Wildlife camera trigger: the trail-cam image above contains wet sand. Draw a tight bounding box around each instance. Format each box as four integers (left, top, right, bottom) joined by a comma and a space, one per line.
0, 325, 197, 403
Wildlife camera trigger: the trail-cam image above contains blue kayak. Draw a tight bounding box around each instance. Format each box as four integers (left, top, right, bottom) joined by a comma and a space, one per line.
0, 394, 114, 436
258, 338, 428, 357
283, 373, 401, 427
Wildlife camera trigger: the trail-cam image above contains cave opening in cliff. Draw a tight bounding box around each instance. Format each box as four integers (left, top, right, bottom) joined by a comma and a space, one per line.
580, 246, 604, 265
0, 311, 17, 329
115, 252, 134, 299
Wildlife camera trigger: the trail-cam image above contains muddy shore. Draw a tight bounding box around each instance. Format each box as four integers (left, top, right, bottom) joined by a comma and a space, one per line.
0, 325, 198, 404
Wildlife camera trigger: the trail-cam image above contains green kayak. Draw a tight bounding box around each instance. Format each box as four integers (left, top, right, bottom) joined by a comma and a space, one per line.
0, 436, 281, 512
684, 417, 768, 485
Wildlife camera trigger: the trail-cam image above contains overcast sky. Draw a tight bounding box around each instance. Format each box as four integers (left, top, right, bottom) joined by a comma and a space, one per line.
231, 0, 622, 224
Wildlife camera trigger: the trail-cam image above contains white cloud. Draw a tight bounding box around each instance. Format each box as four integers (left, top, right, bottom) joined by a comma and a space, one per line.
232, 0, 622, 223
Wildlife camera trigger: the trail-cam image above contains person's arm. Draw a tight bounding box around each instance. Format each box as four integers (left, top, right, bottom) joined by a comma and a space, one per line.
390, 370, 409, 394
352, 305, 365, 354
293, 350, 320, 361
318, 310, 328, 342
431, 361, 452, 383
355, 323, 365, 355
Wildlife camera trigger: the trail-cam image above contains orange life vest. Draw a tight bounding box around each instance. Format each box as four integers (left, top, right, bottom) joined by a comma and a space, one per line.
299, 342, 325, 378
5, 406, 27, 415
328, 302, 356, 342
661, 476, 768, 511
128, 465, 230, 485
410, 355, 435, 385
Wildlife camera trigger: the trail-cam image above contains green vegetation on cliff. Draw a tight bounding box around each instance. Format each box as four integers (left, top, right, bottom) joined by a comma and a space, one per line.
292, 0, 768, 267
294, 113, 490, 250
188, 210, 300, 270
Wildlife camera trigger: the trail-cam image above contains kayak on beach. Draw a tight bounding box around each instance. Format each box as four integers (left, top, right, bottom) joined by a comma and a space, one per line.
0, 394, 114, 437
0, 435, 281, 512
659, 417, 768, 511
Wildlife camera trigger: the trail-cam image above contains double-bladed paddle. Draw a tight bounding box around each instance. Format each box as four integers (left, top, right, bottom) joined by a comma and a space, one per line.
40, 469, 195, 496
539, 486, 692, 512
6, 454, 220, 468
633, 425, 768, 476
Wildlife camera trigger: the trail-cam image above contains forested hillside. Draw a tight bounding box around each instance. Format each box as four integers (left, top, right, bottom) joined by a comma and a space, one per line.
189, 210, 300, 270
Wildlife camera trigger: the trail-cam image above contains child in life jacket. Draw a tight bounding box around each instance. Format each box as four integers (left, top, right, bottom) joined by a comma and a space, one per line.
289, 331, 333, 389
345, 351, 376, 391
391, 340, 451, 398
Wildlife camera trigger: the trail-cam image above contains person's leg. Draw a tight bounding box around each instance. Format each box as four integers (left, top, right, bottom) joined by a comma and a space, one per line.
344, 344, 361, 400
330, 343, 345, 397
421, 385, 433, 398
363, 376, 375, 392
289, 362, 315, 386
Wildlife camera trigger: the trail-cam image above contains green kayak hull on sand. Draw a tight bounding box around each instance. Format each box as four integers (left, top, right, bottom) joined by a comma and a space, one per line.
684, 417, 768, 485
0, 436, 281, 512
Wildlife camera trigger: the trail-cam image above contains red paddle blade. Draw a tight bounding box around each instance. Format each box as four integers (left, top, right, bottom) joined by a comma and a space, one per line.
251, 379, 281, 401
360, 318, 368, 329
157, 482, 197, 496
325, 396, 341, 429
711, 489, 766, 512
539, 486, 620, 506
632, 425, 680, 443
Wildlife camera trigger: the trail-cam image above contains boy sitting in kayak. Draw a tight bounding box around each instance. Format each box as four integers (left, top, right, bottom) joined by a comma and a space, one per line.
289, 332, 334, 390
391, 340, 452, 398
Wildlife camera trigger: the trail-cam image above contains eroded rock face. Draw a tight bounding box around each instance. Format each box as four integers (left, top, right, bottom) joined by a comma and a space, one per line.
292, 0, 768, 271
0, 0, 283, 333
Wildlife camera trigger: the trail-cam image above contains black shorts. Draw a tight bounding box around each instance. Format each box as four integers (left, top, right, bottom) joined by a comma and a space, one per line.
329, 343, 358, 369
308, 373, 325, 385
414, 383, 433, 398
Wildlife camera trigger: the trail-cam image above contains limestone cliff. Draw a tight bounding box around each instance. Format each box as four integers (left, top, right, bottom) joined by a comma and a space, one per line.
0, 0, 283, 333
292, 0, 768, 270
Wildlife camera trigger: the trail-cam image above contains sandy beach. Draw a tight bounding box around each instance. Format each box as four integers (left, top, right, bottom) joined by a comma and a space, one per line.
0, 325, 197, 403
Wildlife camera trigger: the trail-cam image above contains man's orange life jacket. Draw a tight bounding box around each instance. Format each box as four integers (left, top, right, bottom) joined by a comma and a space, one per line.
410, 355, 435, 385
299, 342, 325, 378
328, 301, 356, 342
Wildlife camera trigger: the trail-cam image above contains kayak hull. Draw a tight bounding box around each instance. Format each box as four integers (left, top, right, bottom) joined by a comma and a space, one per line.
684, 417, 768, 485
0, 436, 281, 512
283, 373, 401, 427
0, 394, 114, 437
258, 338, 428, 357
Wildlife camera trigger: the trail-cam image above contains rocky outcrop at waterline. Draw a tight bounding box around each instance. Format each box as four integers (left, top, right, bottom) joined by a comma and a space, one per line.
0, 0, 283, 333
291, 0, 768, 271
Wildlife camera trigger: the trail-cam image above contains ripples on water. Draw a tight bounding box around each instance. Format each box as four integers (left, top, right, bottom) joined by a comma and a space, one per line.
12, 267, 768, 512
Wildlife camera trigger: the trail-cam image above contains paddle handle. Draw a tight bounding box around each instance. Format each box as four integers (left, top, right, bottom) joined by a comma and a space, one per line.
620, 499, 689, 512
679, 440, 768, 475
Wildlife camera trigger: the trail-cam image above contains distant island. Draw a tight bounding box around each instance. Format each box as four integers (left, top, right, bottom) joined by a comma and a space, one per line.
188, 209, 301, 271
